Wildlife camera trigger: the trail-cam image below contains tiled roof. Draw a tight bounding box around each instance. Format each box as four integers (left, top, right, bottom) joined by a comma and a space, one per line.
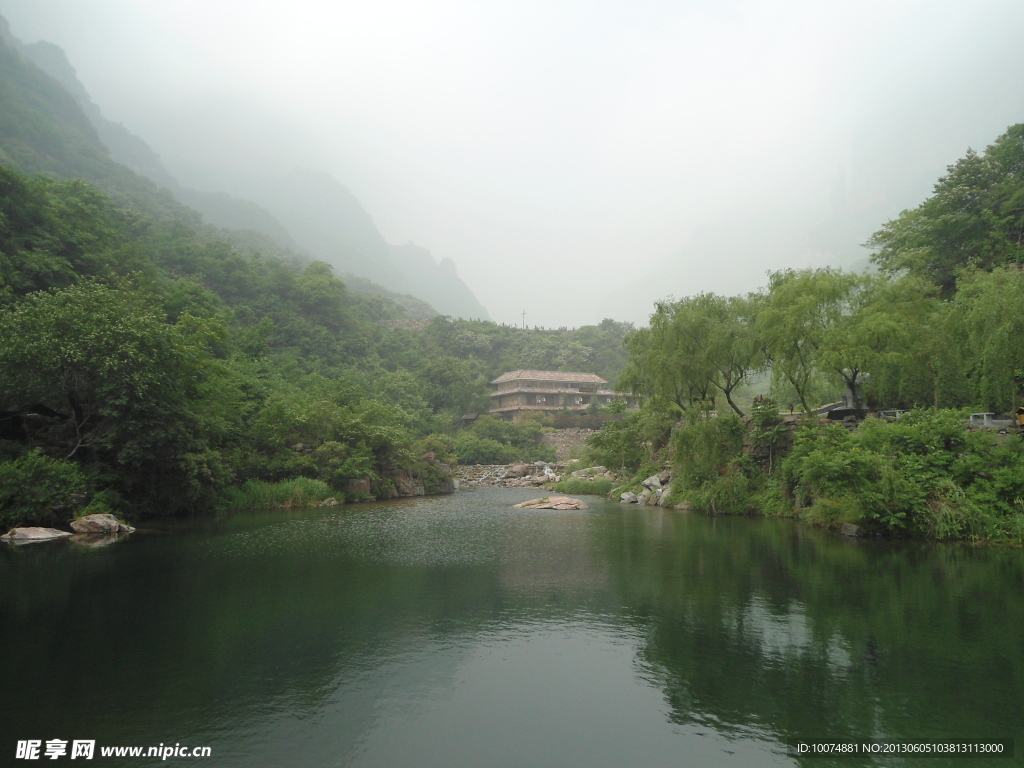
490, 370, 608, 385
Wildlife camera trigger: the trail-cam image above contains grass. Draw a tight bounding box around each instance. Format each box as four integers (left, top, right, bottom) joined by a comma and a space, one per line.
219, 478, 336, 511
550, 477, 614, 496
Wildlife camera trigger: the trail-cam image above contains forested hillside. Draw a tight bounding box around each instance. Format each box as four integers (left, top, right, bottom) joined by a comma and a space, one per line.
0, 157, 631, 526
8, 19, 490, 321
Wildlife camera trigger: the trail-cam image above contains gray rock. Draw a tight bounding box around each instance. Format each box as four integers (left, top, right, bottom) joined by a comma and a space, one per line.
841, 523, 861, 538
620, 492, 638, 503
638, 488, 652, 502
346, 478, 372, 495
658, 470, 671, 484
658, 485, 673, 506
504, 463, 529, 478
513, 496, 589, 510
393, 471, 426, 497
1, 527, 74, 543
642, 475, 662, 489
70, 514, 134, 534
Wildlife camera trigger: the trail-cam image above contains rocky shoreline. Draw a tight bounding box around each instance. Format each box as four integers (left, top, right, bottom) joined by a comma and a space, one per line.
2, 513, 135, 547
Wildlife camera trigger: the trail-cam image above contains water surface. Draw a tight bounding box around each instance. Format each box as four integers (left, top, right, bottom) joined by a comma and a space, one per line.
2, 488, 1022, 766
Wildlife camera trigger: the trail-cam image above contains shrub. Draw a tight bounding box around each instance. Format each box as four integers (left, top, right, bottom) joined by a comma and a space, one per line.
219, 477, 334, 511
0, 451, 87, 528
454, 416, 557, 464
779, 409, 1024, 539
453, 432, 516, 465
551, 477, 613, 495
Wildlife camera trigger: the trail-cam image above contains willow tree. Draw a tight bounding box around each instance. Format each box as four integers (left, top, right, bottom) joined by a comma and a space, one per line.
816, 273, 936, 415
757, 269, 853, 415
954, 266, 1024, 411
620, 293, 759, 416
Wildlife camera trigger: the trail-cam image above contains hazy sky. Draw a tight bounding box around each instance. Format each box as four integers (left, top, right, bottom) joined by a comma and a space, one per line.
4, 0, 1024, 326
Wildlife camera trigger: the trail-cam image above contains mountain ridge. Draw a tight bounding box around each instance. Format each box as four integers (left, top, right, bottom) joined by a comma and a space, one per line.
11, 24, 490, 320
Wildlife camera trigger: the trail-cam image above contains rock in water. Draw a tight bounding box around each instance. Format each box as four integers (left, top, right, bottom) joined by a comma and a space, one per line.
513, 496, 589, 510
71, 513, 135, 534
1, 527, 74, 542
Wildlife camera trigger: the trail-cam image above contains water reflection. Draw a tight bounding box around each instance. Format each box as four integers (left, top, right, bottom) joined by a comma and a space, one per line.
1, 488, 1021, 766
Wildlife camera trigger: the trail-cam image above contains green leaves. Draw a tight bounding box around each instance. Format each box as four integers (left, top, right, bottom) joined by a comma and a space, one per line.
622, 292, 759, 415
869, 124, 1024, 294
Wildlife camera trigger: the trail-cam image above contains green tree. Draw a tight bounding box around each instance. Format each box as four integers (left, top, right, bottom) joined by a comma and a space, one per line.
869, 124, 1024, 294
816, 273, 935, 416
953, 266, 1024, 411
757, 268, 852, 415
0, 281, 241, 509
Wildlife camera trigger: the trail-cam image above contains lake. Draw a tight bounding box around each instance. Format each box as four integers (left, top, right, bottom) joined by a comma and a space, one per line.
2, 487, 1021, 766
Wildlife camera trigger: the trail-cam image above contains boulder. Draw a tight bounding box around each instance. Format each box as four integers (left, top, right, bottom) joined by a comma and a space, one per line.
841, 523, 861, 538
513, 496, 589, 510
70, 514, 134, 534
646, 489, 662, 506
620, 492, 638, 503
504, 463, 529, 478
318, 497, 342, 507
658, 485, 673, 506
1, 527, 74, 542
658, 470, 672, 484
642, 475, 662, 489
637, 488, 652, 503
346, 478, 372, 495
392, 471, 426, 497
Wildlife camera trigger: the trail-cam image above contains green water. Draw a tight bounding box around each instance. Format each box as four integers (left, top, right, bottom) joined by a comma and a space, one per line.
2, 488, 1022, 766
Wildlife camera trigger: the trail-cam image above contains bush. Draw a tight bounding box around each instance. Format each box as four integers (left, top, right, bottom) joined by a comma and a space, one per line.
219, 477, 334, 511
779, 409, 1024, 539
551, 477, 614, 495
0, 451, 87, 528
453, 416, 557, 464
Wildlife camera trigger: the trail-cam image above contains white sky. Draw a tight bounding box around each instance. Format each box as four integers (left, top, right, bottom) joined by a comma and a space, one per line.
4, 0, 1024, 326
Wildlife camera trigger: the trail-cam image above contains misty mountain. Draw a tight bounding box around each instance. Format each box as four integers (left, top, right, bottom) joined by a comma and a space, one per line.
12, 23, 490, 321
388, 242, 489, 321
170, 168, 492, 321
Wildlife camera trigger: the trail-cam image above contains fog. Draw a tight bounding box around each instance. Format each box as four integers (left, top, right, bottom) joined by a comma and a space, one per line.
4, 0, 1024, 326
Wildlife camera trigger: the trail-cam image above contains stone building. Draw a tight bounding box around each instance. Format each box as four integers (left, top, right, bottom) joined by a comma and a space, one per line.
488, 370, 636, 421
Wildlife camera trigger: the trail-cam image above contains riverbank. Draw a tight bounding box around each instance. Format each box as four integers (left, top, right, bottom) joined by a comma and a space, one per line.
618, 407, 1024, 543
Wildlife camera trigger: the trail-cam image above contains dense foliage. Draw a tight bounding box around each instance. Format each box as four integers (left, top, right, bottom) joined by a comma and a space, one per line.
869, 124, 1024, 294
0, 163, 623, 525
779, 410, 1024, 539
592, 124, 1024, 541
